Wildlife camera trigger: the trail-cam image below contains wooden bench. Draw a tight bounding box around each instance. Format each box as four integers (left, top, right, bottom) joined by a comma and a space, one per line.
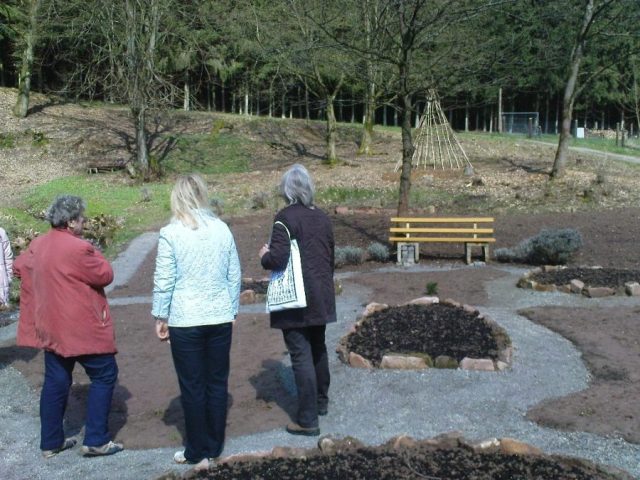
389, 217, 495, 264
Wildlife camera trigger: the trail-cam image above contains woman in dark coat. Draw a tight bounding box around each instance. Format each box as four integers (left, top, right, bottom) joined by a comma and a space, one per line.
259, 164, 336, 436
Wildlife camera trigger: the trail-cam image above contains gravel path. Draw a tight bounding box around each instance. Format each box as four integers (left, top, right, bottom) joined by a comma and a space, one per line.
1, 238, 639, 480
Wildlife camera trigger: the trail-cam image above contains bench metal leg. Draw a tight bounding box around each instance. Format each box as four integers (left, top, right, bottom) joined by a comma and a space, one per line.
466, 243, 490, 264
397, 242, 420, 265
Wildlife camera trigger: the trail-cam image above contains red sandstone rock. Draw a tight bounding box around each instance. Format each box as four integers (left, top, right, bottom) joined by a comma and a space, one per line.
585, 286, 616, 298
460, 357, 495, 371
499, 438, 543, 456
362, 302, 389, 317
349, 352, 373, 369
239, 289, 256, 304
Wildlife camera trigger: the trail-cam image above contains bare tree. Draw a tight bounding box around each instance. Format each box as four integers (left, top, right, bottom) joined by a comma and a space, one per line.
550, 0, 638, 178
12, 0, 42, 118
50, 0, 178, 177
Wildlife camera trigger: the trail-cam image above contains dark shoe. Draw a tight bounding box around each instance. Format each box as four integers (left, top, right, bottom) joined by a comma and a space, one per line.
81, 441, 123, 457
286, 422, 320, 436
42, 438, 77, 459
318, 406, 328, 416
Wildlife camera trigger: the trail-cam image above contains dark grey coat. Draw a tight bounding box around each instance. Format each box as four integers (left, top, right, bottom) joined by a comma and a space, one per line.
261, 203, 336, 330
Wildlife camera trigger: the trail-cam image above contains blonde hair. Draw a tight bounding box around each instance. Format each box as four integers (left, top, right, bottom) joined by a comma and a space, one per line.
170, 174, 211, 229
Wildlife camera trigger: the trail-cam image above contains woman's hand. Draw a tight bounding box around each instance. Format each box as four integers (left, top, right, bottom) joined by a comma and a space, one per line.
259, 243, 269, 259
155, 319, 170, 342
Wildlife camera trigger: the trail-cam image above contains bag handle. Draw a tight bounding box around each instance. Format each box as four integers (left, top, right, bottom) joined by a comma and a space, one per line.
273, 221, 291, 240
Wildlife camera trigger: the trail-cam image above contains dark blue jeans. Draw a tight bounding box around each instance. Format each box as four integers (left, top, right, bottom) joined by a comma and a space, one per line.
41, 351, 118, 450
169, 322, 232, 462
282, 325, 330, 428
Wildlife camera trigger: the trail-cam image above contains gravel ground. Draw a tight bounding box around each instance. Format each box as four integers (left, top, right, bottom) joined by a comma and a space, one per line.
1, 238, 640, 480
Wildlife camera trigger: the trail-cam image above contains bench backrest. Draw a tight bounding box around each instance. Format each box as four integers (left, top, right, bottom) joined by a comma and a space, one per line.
389, 217, 495, 243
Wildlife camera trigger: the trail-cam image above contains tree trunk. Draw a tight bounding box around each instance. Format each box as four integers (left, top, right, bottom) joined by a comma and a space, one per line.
132, 107, 149, 178
183, 76, 190, 111
397, 93, 414, 216
550, 0, 594, 179
305, 83, 310, 121
497, 87, 502, 133
632, 59, 640, 131
13, 0, 42, 118
325, 93, 338, 164
358, 80, 376, 155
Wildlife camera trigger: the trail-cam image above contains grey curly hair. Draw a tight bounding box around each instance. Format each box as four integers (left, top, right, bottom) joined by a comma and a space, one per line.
280, 164, 315, 207
46, 195, 86, 228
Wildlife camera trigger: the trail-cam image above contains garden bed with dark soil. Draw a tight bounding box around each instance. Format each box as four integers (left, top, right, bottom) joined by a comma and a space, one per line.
529, 267, 640, 289
183, 435, 633, 480
338, 303, 511, 370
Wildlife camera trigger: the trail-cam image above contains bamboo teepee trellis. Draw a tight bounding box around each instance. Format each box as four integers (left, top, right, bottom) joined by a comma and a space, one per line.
395, 91, 472, 171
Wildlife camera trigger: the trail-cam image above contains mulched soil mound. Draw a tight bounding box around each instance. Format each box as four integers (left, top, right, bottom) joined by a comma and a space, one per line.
346, 304, 507, 366
529, 267, 640, 288
192, 444, 630, 480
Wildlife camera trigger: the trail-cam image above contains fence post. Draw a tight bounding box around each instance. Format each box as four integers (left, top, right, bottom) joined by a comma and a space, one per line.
527, 118, 533, 138
615, 122, 620, 147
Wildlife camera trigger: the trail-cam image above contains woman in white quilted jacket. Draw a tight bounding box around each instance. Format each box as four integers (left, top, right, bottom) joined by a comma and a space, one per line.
0, 226, 13, 307
151, 174, 241, 470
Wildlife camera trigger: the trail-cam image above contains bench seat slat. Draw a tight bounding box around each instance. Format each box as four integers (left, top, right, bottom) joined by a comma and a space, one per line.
389, 237, 496, 243
390, 227, 494, 234
391, 217, 494, 223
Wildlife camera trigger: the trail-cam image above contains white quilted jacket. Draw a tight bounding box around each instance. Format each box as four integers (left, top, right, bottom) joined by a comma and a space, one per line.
151, 212, 241, 327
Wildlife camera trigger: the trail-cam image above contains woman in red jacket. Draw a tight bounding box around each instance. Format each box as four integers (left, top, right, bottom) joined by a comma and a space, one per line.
14, 195, 123, 458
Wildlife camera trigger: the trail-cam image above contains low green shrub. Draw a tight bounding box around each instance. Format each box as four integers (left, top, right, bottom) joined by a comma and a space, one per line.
367, 242, 390, 262
251, 192, 270, 210
83, 214, 124, 249
495, 228, 583, 265
335, 246, 365, 268
425, 282, 438, 295
31, 130, 49, 147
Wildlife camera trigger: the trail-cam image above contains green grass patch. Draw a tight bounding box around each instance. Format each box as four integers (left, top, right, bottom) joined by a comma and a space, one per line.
9, 175, 173, 256
161, 131, 251, 174
0, 132, 16, 148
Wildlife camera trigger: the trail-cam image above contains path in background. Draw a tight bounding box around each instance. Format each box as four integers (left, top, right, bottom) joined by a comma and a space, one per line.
528, 140, 640, 165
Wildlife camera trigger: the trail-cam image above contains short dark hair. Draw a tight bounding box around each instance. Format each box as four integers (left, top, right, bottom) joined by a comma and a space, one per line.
46, 195, 86, 228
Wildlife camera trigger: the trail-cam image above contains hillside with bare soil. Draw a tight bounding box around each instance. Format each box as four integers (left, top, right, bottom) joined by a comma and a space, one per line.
2, 86, 640, 218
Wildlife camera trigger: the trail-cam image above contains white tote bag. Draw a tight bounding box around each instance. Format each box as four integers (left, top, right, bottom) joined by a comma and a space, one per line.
266, 221, 307, 312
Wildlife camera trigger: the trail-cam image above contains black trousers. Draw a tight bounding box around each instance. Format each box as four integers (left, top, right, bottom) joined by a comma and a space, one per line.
282, 325, 330, 428
169, 323, 232, 462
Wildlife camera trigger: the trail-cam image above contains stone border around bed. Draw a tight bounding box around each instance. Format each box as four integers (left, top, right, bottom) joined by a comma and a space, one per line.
203, 432, 545, 469
335, 297, 513, 372
174, 431, 633, 480
517, 266, 640, 298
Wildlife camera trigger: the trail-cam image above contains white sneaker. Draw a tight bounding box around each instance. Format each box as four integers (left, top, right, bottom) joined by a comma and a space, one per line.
174, 450, 210, 470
